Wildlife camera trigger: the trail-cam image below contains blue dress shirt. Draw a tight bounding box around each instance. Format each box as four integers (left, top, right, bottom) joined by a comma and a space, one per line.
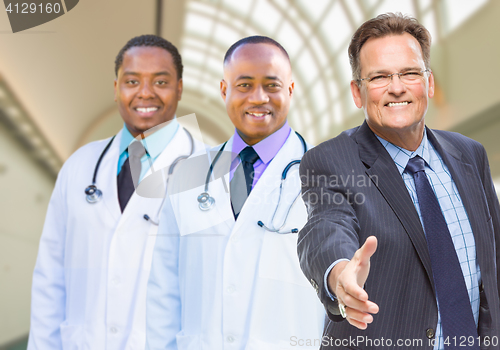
117, 118, 179, 181
377, 131, 480, 350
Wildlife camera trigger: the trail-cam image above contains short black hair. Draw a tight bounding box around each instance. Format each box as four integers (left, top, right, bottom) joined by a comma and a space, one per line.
115, 34, 183, 79
223, 35, 290, 65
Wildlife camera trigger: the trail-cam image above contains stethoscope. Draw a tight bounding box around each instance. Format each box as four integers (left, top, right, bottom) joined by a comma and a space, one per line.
197, 132, 307, 234
84, 129, 194, 225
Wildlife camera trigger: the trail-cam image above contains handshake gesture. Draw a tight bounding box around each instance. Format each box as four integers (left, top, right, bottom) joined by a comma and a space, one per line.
328, 236, 379, 329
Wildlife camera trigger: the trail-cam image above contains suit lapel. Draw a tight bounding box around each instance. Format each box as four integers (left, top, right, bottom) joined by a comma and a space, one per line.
354, 122, 434, 289
427, 129, 490, 275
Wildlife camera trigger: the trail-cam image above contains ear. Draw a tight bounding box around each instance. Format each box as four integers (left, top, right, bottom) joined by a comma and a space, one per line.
114, 80, 118, 102
350, 80, 363, 109
177, 78, 183, 101
288, 80, 295, 97
427, 71, 435, 99
220, 79, 227, 102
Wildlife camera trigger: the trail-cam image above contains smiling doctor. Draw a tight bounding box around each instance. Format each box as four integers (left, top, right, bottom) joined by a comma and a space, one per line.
147, 36, 324, 350
28, 35, 203, 349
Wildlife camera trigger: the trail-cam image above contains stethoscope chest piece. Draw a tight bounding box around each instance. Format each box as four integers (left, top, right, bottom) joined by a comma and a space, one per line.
85, 185, 103, 204
198, 192, 214, 211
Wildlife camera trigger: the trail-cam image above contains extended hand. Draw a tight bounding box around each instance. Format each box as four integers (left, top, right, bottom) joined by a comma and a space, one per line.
328, 236, 379, 329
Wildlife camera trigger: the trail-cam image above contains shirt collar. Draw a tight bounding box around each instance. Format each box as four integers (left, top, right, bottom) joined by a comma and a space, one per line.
375, 129, 432, 176
231, 121, 291, 164
119, 117, 179, 159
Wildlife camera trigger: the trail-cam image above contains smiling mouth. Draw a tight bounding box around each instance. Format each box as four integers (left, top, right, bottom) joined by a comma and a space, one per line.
386, 102, 410, 107
134, 107, 159, 117
246, 111, 270, 118
136, 107, 159, 113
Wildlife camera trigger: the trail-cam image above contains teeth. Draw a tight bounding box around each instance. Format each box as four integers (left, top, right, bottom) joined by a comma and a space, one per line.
387, 102, 408, 107
136, 107, 158, 113
248, 112, 268, 117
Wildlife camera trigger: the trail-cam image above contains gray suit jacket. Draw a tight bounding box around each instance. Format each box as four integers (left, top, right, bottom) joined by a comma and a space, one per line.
298, 122, 500, 349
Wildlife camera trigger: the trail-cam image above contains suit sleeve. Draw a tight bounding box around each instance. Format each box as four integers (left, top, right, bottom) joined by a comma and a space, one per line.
146, 194, 181, 350
478, 145, 500, 298
28, 165, 68, 350
297, 144, 361, 321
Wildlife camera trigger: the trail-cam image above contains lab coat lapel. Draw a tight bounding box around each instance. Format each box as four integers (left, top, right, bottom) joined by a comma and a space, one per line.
212, 137, 235, 231
168, 138, 234, 236
98, 130, 122, 223
119, 126, 190, 226
232, 131, 304, 234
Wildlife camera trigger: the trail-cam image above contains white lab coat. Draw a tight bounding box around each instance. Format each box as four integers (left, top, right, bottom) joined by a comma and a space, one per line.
28, 126, 202, 350
148, 131, 324, 350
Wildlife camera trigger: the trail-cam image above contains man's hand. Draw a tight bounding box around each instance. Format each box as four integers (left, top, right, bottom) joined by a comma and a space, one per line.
328, 236, 379, 329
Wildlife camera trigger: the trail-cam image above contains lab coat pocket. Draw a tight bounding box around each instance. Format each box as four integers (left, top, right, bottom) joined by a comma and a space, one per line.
258, 232, 309, 287
176, 332, 201, 350
59, 322, 83, 350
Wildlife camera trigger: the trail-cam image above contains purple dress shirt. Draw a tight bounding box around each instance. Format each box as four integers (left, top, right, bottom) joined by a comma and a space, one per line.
230, 121, 291, 188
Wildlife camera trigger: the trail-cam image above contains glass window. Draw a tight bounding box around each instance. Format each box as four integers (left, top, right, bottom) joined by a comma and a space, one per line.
184, 12, 214, 37
319, 1, 352, 53
297, 0, 332, 22
251, 0, 282, 34
374, 0, 417, 18
443, 0, 488, 33
276, 21, 303, 58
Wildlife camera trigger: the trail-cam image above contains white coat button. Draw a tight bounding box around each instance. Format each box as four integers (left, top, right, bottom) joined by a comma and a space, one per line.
226, 285, 236, 294
112, 278, 120, 285
226, 335, 235, 343
109, 326, 118, 334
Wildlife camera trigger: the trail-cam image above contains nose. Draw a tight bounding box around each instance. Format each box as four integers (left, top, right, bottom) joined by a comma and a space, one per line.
387, 74, 406, 95
138, 81, 155, 99
248, 85, 269, 104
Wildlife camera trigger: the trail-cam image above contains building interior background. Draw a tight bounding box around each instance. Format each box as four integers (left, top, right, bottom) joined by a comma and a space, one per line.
0, 0, 499, 348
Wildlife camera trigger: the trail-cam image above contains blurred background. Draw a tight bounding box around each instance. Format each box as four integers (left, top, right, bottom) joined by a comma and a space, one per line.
0, 0, 499, 348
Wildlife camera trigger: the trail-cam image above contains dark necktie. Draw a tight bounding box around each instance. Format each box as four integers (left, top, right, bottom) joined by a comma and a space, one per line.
230, 146, 260, 218
117, 141, 146, 212
405, 156, 479, 349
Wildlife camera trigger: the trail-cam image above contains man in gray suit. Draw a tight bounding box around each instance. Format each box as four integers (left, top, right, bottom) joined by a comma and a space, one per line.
298, 13, 500, 350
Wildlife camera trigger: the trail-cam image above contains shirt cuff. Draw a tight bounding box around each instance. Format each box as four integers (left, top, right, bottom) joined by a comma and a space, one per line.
324, 259, 350, 301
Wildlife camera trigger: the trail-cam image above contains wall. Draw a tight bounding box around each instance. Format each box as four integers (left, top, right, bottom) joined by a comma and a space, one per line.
0, 120, 54, 345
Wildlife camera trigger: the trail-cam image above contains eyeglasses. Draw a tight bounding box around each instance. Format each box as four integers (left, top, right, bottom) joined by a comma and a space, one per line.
357, 69, 431, 88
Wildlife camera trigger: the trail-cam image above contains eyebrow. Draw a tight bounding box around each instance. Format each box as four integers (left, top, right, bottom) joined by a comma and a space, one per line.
122, 71, 173, 77
235, 75, 282, 81
399, 67, 423, 73
236, 75, 254, 80
368, 67, 423, 75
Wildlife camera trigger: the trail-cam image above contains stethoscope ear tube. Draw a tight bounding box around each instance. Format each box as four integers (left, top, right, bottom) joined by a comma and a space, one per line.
257, 220, 298, 234
197, 132, 307, 234
258, 132, 306, 234
84, 135, 116, 204
143, 129, 195, 224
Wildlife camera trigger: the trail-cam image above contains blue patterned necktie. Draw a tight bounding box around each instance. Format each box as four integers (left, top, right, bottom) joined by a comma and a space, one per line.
406, 156, 479, 349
